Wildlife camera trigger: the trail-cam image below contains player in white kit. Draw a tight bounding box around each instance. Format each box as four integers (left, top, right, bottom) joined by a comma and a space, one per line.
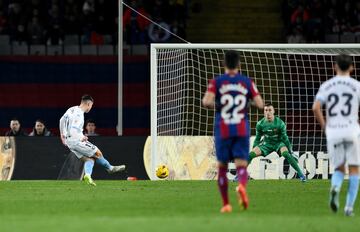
59, 95, 125, 186
313, 54, 360, 216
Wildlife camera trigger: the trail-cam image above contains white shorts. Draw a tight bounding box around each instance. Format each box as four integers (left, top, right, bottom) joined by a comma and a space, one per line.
66, 140, 98, 159
327, 135, 360, 168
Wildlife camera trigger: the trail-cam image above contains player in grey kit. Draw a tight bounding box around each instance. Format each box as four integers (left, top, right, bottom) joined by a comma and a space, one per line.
59, 95, 125, 186
313, 54, 360, 216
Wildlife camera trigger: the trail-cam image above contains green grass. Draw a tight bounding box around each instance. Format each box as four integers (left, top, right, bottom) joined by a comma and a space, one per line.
0, 180, 359, 232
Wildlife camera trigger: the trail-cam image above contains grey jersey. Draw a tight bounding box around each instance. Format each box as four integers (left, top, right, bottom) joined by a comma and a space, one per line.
59, 106, 85, 142
315, 76, 360, 138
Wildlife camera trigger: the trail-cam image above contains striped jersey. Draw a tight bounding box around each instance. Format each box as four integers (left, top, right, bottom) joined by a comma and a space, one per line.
207, 73, 259, 139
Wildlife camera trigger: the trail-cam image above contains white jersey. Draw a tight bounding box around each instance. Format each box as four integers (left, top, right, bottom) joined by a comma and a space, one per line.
59, 106, 85, 143
315, 75, 360, 139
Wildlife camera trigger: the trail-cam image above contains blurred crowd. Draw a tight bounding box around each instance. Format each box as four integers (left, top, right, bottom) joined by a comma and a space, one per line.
123, 0, 187, 44
0, 0, 188, 46
0, 0, 118, 45
283, 0, 360, 43
5, 118, 98, 136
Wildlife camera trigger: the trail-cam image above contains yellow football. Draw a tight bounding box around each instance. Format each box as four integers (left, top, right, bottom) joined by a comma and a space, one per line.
156, 165, 169, 179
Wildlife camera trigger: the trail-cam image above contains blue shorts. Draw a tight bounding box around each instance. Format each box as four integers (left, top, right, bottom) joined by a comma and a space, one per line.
215, 136, 249, 164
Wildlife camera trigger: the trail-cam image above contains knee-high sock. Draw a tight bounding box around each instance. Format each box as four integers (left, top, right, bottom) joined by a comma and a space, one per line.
345, 174, 359, 209
236, 166, 248, 186
96, 156, 112, 170
84, 159, 94, 176
248, 151, 257, 164
331, 170, 344, 192
218, 166, 229, 206
282, 151, 304, 177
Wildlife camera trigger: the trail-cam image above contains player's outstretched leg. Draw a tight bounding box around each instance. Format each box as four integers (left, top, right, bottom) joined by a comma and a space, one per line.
83, 158, 96, 186
107, 164, 126, 174
94, 150, 126, 174
329, 169, 344, 213
281, 150, 306, 182
344, 166, 359, 216
218, 164, 231, 213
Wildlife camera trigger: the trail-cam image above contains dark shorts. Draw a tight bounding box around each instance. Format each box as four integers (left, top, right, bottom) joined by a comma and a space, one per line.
215, 136, 249, 164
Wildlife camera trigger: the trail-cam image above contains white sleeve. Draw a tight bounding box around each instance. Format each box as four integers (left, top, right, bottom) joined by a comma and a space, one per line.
315, 84, 326, 105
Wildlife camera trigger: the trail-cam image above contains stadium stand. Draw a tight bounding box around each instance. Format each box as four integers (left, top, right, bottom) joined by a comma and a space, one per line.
186, 0, 282, 43
0, 0, 189, 55
0, 0, 189, 135
283, 0, 360, 43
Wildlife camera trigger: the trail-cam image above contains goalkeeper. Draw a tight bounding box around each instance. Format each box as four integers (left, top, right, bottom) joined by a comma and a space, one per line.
249, 103, 306, 182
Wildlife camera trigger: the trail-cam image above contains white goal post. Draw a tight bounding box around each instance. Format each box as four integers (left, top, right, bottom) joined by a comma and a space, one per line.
150, 44, 360, 180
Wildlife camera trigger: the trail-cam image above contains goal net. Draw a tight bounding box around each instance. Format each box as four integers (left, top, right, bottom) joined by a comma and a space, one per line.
149, 44, 360, 180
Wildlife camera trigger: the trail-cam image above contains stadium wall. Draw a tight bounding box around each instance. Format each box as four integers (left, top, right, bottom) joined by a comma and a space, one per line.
0, 56, 150, 136
2, 135, 332, 181
8, 136, 148, 180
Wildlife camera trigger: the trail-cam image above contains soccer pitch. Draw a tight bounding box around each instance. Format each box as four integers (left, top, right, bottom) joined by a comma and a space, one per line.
0, 180, 358, 232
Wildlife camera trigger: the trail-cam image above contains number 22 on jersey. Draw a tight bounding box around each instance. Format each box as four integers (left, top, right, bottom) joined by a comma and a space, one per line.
221, 94, 246, 124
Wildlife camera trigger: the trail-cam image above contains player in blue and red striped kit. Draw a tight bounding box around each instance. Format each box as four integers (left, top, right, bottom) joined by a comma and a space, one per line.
203, 50, 264, 213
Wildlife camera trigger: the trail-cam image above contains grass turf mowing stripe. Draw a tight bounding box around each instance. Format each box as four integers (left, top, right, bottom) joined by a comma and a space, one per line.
0, 180, 359, 232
